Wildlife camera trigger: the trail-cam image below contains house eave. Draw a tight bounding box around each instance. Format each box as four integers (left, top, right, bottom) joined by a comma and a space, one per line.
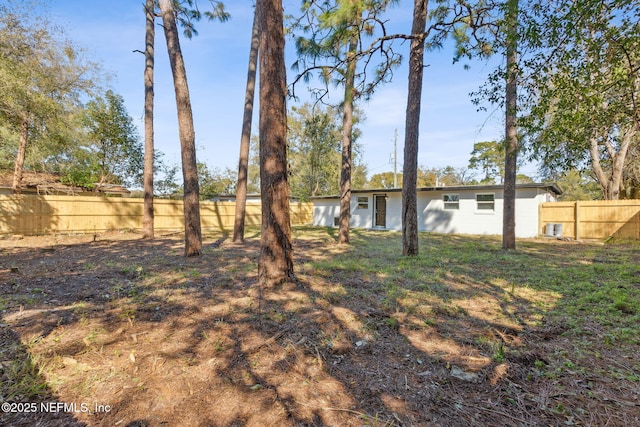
309, 182, 563, 200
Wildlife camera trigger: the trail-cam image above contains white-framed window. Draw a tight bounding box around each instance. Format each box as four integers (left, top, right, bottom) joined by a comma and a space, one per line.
443, 194, 459, 210
356, 196, 369, 209
476, 193, 495, 211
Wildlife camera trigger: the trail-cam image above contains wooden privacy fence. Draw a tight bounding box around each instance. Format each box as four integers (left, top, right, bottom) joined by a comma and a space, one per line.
0, 195, 313, 236
540, 199, 640, 240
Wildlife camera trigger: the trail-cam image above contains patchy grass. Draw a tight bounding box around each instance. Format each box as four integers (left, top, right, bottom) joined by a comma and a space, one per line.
0, 228, 639, 426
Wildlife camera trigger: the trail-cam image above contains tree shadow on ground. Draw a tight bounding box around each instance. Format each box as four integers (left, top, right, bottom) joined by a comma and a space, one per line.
0, 229, 638, 426
0, 326, 87, 426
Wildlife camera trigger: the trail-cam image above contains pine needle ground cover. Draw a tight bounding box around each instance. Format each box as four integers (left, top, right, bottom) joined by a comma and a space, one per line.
1, 228, 638, 426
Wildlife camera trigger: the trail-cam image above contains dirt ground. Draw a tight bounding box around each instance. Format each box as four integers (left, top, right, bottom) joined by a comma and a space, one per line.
0, 230, 638, 426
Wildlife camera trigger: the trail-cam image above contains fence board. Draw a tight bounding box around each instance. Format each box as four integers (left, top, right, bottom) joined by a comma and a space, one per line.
541, 200, 640, 239
0, 195, 313, 236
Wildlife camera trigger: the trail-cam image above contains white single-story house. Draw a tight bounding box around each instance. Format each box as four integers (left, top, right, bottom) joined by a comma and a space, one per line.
311, 183, 562, 238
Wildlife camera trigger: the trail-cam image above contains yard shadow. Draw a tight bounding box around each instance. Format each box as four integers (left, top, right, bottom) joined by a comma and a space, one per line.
0, 195, 57, 235
0, 229, 638, 426
0, 233, 444, 425
422, 208, 455, 233
0, 326, 87, 426
613, 211, 640, 239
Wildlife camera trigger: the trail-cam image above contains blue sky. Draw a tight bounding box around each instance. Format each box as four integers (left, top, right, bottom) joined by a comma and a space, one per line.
47, 0, 536, 180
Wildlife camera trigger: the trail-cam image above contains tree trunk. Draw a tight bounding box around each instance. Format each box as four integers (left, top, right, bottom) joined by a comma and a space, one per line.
258, 0, 294, 286
338, 34, 358, 245
233, 4, 260, 243
590, 129, 633, 200
142, 0, 155, 239
609, 133, 631, 200
159, 0, 202, 256
502, 0, 518, 250
12, 114, 28, 195
402, 0, 428, 256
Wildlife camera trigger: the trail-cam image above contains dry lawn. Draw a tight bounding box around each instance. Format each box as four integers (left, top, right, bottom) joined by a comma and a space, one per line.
0, 227, 639, 426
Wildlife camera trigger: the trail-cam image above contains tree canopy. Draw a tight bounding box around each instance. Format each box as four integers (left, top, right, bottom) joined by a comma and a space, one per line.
0, 1, 99, 184
287, 103, 366, 200
468, 140, 506, 184
81, 90, 144, 189
519, 0, 639, 200
0, 1, 151, 194
3, 0, 639, 204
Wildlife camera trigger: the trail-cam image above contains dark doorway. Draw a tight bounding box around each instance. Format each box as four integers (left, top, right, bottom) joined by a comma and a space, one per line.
374, 194, 386, 228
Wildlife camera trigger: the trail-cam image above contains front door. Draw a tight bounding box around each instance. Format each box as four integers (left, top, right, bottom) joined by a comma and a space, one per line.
374, 194, 386, 228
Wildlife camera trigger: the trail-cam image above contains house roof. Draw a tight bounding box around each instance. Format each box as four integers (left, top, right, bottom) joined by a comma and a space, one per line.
0, 171, 130, 195
210, 193, 302, 202
310, 182, 563, 199
0, 171, 83, 194
93, 183, 131, 195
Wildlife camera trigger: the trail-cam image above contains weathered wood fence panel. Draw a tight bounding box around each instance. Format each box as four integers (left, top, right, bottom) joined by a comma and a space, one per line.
540, 200, 640, 240
0, 195, 313, 235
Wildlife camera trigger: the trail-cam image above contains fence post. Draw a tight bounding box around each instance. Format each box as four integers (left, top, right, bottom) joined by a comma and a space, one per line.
575, 201, 580, 240
538, 202, 543, 236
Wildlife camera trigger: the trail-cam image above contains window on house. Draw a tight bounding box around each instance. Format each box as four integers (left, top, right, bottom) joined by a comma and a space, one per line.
443, 194, 459, 210
476, 193, 495, 211
356, 196, 369, 209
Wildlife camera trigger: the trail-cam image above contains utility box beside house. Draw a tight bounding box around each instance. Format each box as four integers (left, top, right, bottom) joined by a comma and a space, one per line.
311, 183, 562, 238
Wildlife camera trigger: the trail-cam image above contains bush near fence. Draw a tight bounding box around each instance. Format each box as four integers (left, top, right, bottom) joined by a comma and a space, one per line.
0, 195, 313, 236
540, 199, 640, 240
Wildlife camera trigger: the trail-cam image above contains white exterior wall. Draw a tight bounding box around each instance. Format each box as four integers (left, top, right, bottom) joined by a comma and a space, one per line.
381, 192, 403, 230
417, 188, 543, 237
419, 191, 488, 234
312, 187, 556, 238
313, 193, 397, 229
351, 194, 373, 228
313, 199, 341, 227
515, 189, 544, 237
